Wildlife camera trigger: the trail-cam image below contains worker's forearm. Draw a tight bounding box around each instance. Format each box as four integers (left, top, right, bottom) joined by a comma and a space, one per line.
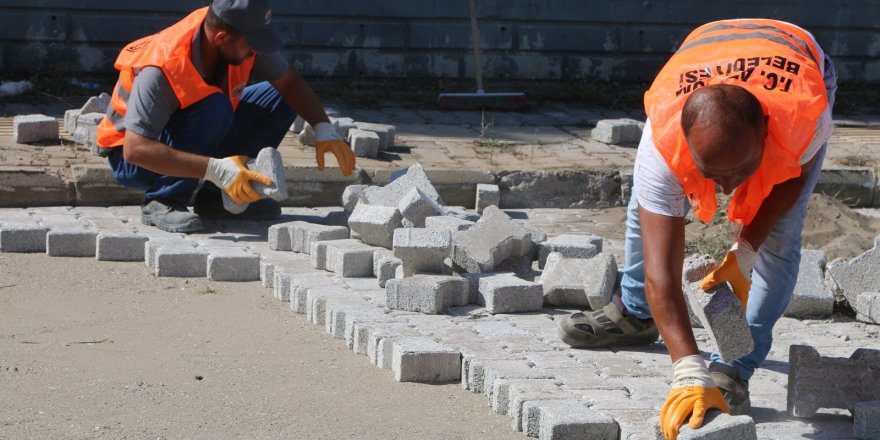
645, 278, 699, 361
273, 69, 330, 127
123, 133, 209, 179
741, 158, 816, 249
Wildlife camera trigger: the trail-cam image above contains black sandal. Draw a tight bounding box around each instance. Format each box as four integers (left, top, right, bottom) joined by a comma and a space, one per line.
556, 303, 659, 348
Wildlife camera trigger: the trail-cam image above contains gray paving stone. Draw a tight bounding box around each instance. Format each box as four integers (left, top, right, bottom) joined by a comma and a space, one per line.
325, 295, 375, 338
538, 234, 602, 269
348, 128, 380, 158
290, 222, 349, 254
330, 116, 356, 139
258, 250, 308, 287
222, 147, 287, 214
523, 399, 587, 437
71, 112, 103, 150
297, 123, 316, 146
341, 184, 368, 212
482, 359, 556, 399
476, 183, 500, 214
13, 114, 59, 143
0, 223, 50, 253
348, 204, 402, 249
452, 205, 535, 273
145, 237, 191, 269
828, 236, 880, 306
856, 292, 880, 324
591, 118, 643, 145
268, 223, 293, 251
96, 232, 148, 261
397, 187, 444, 228
787, 344, 880, 418
651, 411, 756, 440
373, 250, 401, 288
323, 239, 376, 277
541, 252, 616, 309
64, 109, 81, 134
474, 273, 543, 314
306, 286, 353, 326
538, 398, 619, 440
424, 215, 474, 232
854, 400, 880, 440
492, 378, 560, 417
78, 92, 110, 114
391, 336, 460, 383
385, 275, 469, 314
354, 321, 413, 358
154, 244, 209, 277
207, 248, 260, 282
289, 273, 336, 313
683, 258, 754, 362
457, 343, 525, 391
682, 254, 717, 328
785, 249, 834, 318
353, 121, 396, 150
393, 228, 452, 277
364, 163, 443, 207
289, 115, 304, 133
46, 227, 97, 257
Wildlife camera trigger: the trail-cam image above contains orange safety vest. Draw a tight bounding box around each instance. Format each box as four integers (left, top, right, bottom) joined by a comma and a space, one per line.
644, 19, 828, 225
96, 7, 255, 149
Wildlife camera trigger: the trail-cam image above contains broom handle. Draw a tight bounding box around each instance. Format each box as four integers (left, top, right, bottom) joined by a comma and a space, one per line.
468, 0, 485, 94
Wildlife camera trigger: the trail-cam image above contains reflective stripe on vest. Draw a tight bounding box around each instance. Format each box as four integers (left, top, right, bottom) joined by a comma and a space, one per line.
644, 19, 827, 225
96, 7, 255, 149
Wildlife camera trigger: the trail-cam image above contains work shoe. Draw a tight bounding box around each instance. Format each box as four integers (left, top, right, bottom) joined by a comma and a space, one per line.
193, 183, 282, 221
709, 361, 751, 415
556, 303, 659, 349
141, 199, 203, 233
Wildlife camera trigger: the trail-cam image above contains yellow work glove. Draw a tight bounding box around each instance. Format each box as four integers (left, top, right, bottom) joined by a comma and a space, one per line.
204, 155, 272, 205
314, 122, 356, 176
660, 355, 730, 440
699, 238, 757, 308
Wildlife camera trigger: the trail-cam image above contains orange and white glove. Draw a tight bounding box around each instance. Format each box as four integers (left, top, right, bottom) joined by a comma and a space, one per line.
204, 155, 272, 205
699, 237, 757, 308
314, 122, 356, 176
660, 355, 730, 440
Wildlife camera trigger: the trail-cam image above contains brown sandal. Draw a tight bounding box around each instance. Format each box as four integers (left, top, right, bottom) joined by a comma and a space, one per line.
556, 303, 659, 348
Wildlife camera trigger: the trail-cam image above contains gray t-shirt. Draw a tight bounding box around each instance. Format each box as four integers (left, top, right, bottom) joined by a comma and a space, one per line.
125, 27, 288, 139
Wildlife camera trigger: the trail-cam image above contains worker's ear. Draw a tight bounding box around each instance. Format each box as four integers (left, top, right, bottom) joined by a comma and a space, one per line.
213, 29, 233, 46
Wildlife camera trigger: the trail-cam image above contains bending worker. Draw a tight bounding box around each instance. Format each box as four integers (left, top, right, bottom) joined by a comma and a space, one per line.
96, 0, 355, 233
557, 19, 836, 439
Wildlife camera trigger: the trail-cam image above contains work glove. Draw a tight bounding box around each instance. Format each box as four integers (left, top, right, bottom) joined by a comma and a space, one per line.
314, 122, 356, 176
204, 155, 272, 205
660, 355, 730, 440
699, 237, 757, 308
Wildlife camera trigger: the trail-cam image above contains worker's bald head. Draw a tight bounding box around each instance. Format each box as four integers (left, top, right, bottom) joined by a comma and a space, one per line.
681, 84, 767, 195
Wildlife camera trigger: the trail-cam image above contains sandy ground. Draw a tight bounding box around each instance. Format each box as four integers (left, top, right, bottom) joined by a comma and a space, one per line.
0, 253, 521, 440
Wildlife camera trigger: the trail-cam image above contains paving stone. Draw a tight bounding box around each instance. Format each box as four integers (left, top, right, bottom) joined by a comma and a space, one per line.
222, 147, 287, 214
397, 187, 444, 228
591, 118, 643, 145
348, 204, 402, 249
370, 326, 425, 369
424, 215, 474, 232
492, 378, 560, 416
207, 248, 260, 282
78, 92, 110, 114
482, 359, 556, 399
289, 115, 305, 133
452, 205, 535, 273
538, 234, 602, 269
46, 227, 97, 257
353, 121, 396, 150
96, 232, 148, 261
683, 257, 754, 362
290, 222, 349, 254
785, 249, 834, 318
64, 109, 81, 134
348, 128, 380, 158
306, 286, 353, 326
154, 244, 209, 277
298, 123, 316, 146
259, 251, 307, 288
651, 411, 756, 440
145, 237, 192, 269
854, 400, 880, 440
385, 275, 469, 314
473, 272, 543, 314
364, 163, 443, 207
323, 239, 376, 277
391, 336, 461, 383
325, 295, 375, 338
537, 399, 619, 440
373, 250, 401, 288
393, 228, 452, 277
267, 223, 293, 251
71, 112, 103, 151
828, 236, 880, 307
330, 116, 356, 138
354, 321, 413, 358
13, 114, 59, 143
457, 343, 525, 391
787, 344, 880, 418
523, 399, 587, 437
344, 309, 397, 350
856, 292, 880, 324
289, 273, 336, 313
0, 223, 50, 252
682, 254, 717, 328
476, 183, 500, 214
341, 184, 368, 212
541, 252, 616, 309
444, 206, 481, 222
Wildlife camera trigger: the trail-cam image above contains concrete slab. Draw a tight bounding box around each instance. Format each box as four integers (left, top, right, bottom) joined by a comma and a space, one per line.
787, 344, 880, 418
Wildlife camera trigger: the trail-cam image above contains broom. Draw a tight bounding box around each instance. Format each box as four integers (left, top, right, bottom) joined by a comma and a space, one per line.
437, 0, 529, 111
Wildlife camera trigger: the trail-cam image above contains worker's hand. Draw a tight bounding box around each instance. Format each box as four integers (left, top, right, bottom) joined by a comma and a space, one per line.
660, 355, 730, 440
699, 238, 756, 308
314, 122, 356, 176
204, 155, 272, 205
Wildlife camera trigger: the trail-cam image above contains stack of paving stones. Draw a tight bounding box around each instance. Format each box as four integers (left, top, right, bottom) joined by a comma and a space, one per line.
63, 92, 110, 154
6, 183, 880, 438
289, 108, 397, 159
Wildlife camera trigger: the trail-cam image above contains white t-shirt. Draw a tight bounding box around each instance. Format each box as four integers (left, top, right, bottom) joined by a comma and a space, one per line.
634, 48, 837, 218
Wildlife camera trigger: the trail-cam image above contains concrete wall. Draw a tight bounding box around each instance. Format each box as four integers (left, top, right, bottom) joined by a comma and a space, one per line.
1, 0, 878, 83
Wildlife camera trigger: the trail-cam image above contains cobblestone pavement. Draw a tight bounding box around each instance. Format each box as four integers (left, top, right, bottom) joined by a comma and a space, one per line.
1, 205, 876, 439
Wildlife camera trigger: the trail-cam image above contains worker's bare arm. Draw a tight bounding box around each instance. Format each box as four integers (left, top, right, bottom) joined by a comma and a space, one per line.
122, 130, 210, 179
271, 68, 330, 127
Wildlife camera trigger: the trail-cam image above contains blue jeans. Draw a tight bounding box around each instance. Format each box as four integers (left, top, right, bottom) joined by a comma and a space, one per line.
108, 81, 297, 204
620, 144, 827, 380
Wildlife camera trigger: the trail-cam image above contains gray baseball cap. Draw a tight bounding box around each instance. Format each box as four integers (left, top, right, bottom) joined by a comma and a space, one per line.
211, 0, 282, 53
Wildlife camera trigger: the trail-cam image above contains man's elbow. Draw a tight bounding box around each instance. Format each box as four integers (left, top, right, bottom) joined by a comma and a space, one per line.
122, 138, 147, 165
